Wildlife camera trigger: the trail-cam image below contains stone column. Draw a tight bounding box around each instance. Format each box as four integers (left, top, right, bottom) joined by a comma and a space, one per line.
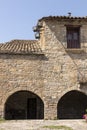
44, 96, 57, 120
0, 106, 4, 119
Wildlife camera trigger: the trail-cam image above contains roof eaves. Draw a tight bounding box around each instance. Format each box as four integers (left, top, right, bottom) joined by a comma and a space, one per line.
0, 51, 44, 55
39, 16, 87, 22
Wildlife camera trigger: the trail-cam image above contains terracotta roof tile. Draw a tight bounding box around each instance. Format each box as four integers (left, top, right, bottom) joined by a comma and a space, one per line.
0, 40, 43, 55
39, 16, 87, 21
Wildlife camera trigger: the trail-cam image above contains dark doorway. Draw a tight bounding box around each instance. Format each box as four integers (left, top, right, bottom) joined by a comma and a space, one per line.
5, 91, 44, 120
27, 98, 37, 119
57, 90, 87, 119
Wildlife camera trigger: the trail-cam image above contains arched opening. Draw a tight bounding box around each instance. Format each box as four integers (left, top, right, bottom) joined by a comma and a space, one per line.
5, 91, 44, 120
57, 90, 87, 119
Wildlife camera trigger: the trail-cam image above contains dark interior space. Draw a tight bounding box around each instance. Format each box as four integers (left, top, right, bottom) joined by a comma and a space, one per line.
5, 91, 44, 120
57, 90, 87, 119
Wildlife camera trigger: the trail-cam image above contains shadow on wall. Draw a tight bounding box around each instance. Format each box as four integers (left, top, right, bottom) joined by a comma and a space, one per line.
0, 54, 48, 61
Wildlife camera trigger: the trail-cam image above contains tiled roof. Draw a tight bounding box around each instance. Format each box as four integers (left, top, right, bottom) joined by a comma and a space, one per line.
39, 16, 87, 21
0, 40, 43, 55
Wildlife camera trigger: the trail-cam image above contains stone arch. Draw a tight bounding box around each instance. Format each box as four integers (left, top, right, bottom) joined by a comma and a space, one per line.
57, 90, 87, 119
4, 90, 44, 120
3, 87, 44, 106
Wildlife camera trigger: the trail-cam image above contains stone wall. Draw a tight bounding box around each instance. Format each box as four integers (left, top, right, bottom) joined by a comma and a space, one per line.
39, 20, 79, 119
0, 18, 87, 119
39, 19, 87, 119
0, 54, 45, 118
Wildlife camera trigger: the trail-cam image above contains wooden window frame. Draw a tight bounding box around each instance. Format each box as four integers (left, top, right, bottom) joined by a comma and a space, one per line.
66, 25, 81, 49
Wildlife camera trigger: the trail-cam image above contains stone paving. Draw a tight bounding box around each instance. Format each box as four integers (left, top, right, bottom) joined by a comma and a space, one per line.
0, 120, 87, 130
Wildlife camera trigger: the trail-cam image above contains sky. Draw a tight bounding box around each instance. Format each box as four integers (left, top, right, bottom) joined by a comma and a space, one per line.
0, 0, 87, 43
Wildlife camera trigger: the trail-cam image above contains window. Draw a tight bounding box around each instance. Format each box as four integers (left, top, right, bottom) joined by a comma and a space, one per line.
67, 27, 80, 48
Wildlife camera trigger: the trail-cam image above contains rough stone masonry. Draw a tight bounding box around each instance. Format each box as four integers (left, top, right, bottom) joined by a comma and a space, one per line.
0, 15, 87, 120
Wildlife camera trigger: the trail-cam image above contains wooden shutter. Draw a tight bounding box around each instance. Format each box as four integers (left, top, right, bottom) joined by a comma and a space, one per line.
67, 27, 80, 48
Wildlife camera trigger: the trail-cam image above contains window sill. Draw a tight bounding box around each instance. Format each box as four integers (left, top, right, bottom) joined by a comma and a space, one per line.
65, 48, 84, 53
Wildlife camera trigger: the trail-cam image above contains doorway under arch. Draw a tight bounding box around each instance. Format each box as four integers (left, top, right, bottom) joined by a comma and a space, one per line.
5, 90, 44, 120
57, 90, 87, 119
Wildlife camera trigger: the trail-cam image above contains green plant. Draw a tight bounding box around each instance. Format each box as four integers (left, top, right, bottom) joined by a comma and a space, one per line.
83, 109, 87, 122
43, 125, 73, 130
86, 109, 87, 113
0, 118, 5, 122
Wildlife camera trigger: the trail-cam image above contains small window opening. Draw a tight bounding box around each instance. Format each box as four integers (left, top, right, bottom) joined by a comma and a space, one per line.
67, 27, 80, 48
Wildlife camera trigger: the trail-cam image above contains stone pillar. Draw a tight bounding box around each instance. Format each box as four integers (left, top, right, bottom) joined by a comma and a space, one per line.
0, 106, 4, 119
44, 96, 57, 120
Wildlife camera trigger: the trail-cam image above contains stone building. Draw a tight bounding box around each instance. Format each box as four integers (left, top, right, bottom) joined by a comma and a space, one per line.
0, 15, 87, 120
